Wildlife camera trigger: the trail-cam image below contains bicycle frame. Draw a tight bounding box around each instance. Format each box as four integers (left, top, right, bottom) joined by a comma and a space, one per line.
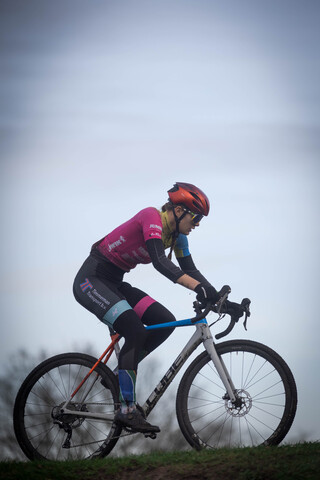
60, 315, 237, 422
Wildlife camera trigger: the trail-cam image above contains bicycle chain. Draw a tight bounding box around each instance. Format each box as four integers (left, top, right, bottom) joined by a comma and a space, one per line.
65, 430, 138, 449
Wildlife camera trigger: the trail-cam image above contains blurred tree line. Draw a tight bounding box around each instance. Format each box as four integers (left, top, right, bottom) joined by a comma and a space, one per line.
0, 346, 189, 461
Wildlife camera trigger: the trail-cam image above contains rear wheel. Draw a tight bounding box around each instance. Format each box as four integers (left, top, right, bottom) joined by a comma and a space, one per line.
13, 353, 122, 460
176, 340, 297, 449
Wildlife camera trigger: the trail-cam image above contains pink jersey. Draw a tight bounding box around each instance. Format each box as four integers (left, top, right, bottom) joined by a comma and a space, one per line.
96, 207, 163, 271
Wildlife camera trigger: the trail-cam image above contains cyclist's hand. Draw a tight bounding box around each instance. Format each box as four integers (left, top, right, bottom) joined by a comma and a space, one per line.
194, 283, 220, 306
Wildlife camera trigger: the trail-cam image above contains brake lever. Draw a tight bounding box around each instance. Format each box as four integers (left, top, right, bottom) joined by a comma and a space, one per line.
241, 298, 251, 331
215, 296, 251, 339
243, 312, 248, 331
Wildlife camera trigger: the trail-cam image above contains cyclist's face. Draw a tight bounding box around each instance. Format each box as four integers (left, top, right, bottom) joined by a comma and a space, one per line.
175, 207, 199, 235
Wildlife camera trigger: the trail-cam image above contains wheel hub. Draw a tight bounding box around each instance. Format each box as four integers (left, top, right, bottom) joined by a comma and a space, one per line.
224, 389, 252, 417
51, 402, 88, 428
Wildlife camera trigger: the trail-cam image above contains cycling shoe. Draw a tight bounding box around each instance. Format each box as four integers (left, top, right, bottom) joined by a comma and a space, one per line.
114, 409, 160, 433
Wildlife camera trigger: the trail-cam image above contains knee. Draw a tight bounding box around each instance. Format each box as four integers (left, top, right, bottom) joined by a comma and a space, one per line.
113, 310, 148, 346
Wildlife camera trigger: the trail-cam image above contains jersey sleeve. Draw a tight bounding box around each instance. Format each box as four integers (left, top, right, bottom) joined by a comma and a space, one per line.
175, 234, 212, 286
176, 255, 212, 286
145, 238, 185, 283
140, 208, 163, 242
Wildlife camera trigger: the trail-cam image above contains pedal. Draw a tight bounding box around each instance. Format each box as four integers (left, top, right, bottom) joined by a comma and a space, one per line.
123, 426, 158, 439
144, 432, 157, 439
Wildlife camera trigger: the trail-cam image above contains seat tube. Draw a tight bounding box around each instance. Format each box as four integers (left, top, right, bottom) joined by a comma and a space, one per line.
200, 324, 236, 402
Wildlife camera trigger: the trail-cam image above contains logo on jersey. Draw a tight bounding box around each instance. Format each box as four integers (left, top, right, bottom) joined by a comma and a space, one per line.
108, 235, 126, 252
80, 278, 93, 292
150, 224, 162, 231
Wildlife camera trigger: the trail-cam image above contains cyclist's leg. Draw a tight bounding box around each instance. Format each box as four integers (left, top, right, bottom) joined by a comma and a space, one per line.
74, 258, 145, 406
73, 258, 159, 431
119, 282, 176, 361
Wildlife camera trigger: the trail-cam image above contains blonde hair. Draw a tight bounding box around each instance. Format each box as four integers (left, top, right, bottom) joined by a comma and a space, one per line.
160, 202, 179, 260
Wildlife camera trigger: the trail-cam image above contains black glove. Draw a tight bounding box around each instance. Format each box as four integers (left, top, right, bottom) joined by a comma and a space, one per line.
194, 283, 220, 305
221, 300, 244, 319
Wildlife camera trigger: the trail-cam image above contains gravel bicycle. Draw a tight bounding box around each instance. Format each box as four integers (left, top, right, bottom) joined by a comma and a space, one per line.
13, 287, 297, 460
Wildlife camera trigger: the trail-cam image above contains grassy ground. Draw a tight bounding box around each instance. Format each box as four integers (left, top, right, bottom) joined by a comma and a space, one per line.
1, 442, 319, 480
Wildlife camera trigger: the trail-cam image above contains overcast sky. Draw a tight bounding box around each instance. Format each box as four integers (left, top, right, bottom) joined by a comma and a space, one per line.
1, 0, 320, 448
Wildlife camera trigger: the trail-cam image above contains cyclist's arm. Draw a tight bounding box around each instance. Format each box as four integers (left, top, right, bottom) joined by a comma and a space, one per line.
175, 272, 200, 290
176, 254, 211, 287
146, 238, 200, 289
174, 234, 211, 286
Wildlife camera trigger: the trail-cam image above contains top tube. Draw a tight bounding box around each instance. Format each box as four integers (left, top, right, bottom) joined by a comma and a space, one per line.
145, 317, 207, 331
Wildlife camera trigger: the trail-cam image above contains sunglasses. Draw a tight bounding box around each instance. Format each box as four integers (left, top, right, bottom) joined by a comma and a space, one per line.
183, 208, 204, 225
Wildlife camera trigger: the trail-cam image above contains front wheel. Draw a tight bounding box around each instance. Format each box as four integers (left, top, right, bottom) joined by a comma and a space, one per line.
13, 353, 122, 460
176, 340, 297, 449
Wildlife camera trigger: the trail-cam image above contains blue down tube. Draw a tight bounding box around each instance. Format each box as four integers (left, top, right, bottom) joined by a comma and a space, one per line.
145, 317, 207, 331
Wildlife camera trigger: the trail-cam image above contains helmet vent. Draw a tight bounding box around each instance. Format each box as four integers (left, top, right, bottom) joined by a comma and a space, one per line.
167, 182, 210, 216
191, 192, 200, 201
191, 192, 201, 208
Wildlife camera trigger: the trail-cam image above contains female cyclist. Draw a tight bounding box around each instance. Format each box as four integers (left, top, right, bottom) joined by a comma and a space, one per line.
73, 182, 225, 433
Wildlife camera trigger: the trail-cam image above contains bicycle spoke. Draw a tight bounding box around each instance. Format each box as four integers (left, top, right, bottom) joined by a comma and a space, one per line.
177, 340, 297, 449
197, 371, 226, 393
14, 354, 121, 460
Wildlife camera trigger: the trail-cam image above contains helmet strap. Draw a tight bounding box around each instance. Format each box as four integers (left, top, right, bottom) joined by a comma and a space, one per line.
172, 205, 187, 232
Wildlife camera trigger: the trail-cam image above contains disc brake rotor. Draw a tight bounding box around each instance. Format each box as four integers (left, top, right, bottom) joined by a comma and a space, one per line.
224, 389, 252, 417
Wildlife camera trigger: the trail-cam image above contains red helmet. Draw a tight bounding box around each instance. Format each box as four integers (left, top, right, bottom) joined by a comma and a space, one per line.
168, 182, 210, 216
